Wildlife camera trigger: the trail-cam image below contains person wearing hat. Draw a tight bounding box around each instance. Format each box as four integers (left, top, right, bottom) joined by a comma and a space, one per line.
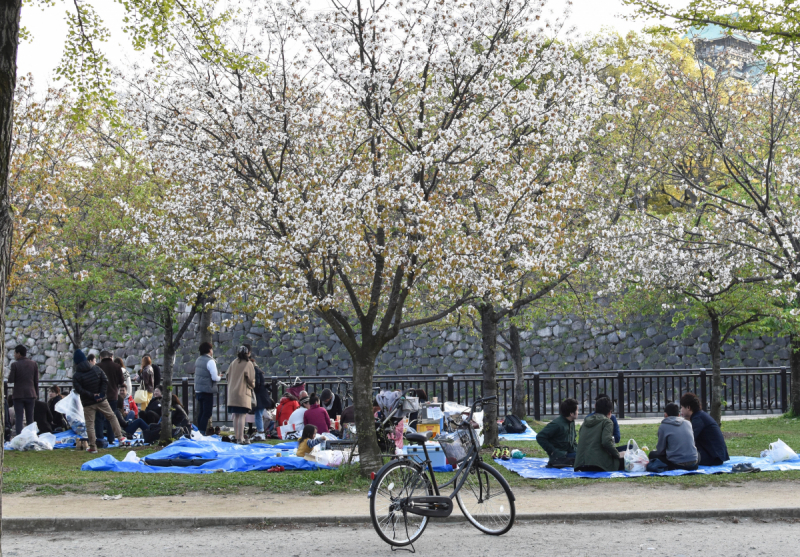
71, 349, 126, 453
284, 391, 310, 439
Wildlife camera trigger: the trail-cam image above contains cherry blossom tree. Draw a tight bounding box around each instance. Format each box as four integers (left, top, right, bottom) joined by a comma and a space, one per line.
122, 0, 632, 469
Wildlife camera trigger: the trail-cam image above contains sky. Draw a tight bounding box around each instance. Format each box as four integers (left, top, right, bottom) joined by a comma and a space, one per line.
18, 0, 686, 91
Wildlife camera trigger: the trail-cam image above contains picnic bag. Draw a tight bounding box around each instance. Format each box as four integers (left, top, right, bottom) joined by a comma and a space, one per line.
502, 414, 527, 434
623, 439, 649, 472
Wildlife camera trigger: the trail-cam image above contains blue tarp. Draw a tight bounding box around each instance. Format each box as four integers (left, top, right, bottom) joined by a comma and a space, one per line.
142, 438, 290, 461
82, 453, 329, 473
495, 455, 800, 479
499, 424, 537, 441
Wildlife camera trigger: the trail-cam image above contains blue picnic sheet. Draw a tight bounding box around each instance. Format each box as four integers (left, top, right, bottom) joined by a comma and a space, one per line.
495, 455, 800, 479
499, 424, 537, 441
142, 438, 291, 461
82, 453, 328, 473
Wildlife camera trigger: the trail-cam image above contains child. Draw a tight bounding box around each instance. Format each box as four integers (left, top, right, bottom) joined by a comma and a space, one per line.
296, 424, 326, 458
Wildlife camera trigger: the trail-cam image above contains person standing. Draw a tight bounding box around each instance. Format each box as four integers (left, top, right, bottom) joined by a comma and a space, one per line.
145, 353, 162, 391
72, 349, 125, 453
250, 355, 273, 441
140, 355, 155, 408
226, 345, 255, 444
96, 351, 125, 444
194, 341, 221, 435
114, 357, 132, 394
8, 345, 39, 435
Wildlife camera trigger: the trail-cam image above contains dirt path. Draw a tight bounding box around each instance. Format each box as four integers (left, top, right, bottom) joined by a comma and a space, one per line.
5, 480, 800, 518
5, 518, 800, 557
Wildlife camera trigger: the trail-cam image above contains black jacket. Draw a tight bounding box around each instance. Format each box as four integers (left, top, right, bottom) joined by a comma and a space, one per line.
152, 363, 162, 389
254, 366, 274, 409
691, 410, 730, 466
34, 400, 53, 434
72, 361, 109, 407
48, 395, 66, 430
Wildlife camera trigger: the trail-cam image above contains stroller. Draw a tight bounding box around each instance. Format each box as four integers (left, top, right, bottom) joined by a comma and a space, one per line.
375, 389, 420, 453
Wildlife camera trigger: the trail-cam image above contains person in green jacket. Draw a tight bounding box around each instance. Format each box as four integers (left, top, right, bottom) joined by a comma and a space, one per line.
574, 397, 626, 472
536, 398, 578, 467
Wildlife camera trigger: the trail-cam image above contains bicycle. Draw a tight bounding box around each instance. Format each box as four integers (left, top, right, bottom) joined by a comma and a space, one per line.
367, 395, 515, 549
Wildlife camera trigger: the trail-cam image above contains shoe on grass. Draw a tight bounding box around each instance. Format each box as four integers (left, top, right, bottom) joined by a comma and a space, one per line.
86, 447, 98, 454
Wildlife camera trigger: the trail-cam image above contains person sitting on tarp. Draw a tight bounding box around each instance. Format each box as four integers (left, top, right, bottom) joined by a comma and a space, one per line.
584, 393, 620, 443
574, 397, 625, 472
320, 388, 343, 425
648, 402, 698, 471
296, 424, 327, 458
680, 392, 729, 466
284, 392, 309, 439
304, 393, 332, 434
117, 385, 139, 421
275, 392, 299, 438
536, 398, 578, 468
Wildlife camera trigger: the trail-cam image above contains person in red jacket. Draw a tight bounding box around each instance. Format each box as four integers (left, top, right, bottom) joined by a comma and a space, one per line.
303, 393, 331, 434
275, 393, 299, 438
117, 385, 139, 420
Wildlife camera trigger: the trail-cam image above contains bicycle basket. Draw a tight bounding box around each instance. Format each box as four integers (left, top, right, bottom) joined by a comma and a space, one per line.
436, 427, 474, 467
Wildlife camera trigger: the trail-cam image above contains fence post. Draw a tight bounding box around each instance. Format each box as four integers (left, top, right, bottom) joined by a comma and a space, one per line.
447, 373, 454, 403
533, 372, 541, 421
182, 378, 189, 411
700, 368, 708, 411
271, 377, 279, 404
781, 366, 788, 413
617, 372, 625, 419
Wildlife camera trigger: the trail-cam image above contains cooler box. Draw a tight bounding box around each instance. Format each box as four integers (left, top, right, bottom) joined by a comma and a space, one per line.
403, 444, 447, 469
416, 419, 441, 436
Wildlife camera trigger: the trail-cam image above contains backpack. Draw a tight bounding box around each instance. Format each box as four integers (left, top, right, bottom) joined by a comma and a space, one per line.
502, 414, 526, 434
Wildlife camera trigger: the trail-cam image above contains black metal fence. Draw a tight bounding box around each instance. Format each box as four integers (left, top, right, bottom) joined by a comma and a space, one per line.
17, 366, 791, 424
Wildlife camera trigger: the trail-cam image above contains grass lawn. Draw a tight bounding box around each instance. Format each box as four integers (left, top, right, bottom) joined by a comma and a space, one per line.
4, 416, 800, 498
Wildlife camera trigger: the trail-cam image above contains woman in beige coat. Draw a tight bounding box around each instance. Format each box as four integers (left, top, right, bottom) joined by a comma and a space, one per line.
227, 345, 256, 444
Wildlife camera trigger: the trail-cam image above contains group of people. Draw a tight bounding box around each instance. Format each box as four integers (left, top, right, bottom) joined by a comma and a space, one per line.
536, 392, 730, 472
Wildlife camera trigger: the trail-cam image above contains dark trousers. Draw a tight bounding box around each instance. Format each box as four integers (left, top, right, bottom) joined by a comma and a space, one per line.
13, 398, 35, 435
196, 392, 214, 433
124, 418, 150, 438
648, 451, 699, 471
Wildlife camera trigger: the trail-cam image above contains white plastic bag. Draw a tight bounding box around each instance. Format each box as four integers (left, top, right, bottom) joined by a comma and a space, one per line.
54, 391, 87, 437
10, 423, 55, 451
10, 422, 39, 450
123, 451, 140, 463
624, 439, 649, 472
760, 439, 798, 463
308, 449, 344, 468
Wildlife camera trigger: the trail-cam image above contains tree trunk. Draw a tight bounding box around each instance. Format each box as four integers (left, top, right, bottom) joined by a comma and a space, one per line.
509, 324, 526, 420
790, 333, 800, 417
198, 302, 214, 347
479, 304, 499, 447
708, 311, 723, 425
0, 1, 22, 550
353, 354, 382, 474
159, 310, 175, 444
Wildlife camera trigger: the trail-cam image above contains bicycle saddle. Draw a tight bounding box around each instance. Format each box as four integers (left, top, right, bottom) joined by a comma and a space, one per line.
405, 431, 433, 445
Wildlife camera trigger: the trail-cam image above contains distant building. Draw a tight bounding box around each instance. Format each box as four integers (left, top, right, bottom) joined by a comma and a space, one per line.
686, 21, 766, 84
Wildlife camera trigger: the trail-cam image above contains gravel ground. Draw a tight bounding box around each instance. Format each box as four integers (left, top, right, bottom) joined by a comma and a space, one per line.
4, 517, 798, 557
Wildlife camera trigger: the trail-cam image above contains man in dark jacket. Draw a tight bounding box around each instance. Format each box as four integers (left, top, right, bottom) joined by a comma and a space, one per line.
649, 402, 698, 471
96, 351, 125, 444
584, 394, 621, 443
574, 397, 623, 472
72, 349, 125, 453
8, 345, 39, 435
536, 398, 578, 467
680, 392, 729, 466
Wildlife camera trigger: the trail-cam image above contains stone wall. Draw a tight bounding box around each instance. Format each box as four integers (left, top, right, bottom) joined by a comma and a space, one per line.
3, 305, 790, 383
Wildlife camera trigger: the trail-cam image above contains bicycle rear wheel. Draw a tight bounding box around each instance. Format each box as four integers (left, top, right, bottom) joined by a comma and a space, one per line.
369, 460, 432, 547
455, 460, 515, 535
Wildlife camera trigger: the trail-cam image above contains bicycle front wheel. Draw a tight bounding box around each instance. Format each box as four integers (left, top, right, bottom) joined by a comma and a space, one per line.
369, 460, 432, 547
455, 460, 515, 535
